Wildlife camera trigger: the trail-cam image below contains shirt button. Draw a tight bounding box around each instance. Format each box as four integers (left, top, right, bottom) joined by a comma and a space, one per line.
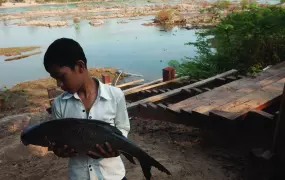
83, 110, 86, 112
89, 169, 92, 171
89, 165, 91, 168
89, 116, 92, 119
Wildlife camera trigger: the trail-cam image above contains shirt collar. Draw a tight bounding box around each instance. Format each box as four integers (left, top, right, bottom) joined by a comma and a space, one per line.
62, 77, 111, 100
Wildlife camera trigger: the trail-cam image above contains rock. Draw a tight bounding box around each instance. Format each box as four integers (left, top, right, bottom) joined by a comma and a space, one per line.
177, 3, 192, 10
142, 22, 158, 26
89, 19, 104, 27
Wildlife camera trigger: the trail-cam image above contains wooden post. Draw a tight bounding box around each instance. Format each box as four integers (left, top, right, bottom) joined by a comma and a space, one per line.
163, 67, 176, 82
0, 96, 4, 110
102, 75, 111, 84
272, 84, 285, 161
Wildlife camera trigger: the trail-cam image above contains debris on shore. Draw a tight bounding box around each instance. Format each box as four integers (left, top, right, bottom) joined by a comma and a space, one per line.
4, 51, 42, 62
15, 20, 68, 27
0, 46, 40, 56
89, 19, 104, 26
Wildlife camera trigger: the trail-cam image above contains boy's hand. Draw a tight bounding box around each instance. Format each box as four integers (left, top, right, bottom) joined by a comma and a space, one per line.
49, 143, 78, 158
87, 142, 119, 158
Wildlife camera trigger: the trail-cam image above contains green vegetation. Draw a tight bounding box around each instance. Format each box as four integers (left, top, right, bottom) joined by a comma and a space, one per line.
169, 5, 285, 78
215, 0, 230, 9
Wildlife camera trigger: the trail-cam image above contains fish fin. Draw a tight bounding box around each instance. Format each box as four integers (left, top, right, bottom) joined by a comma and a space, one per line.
139, 155, 171, 179
140, 160, 152, 180
121, 151, 136, 164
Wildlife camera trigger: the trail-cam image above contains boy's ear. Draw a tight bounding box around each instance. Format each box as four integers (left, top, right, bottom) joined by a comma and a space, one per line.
75, 60, 86, 73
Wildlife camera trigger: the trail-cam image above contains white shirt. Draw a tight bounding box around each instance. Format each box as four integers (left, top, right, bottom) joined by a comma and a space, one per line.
51, 78, 130, 180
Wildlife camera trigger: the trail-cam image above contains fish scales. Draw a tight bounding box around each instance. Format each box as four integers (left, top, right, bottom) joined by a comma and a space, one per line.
21, 118, 171, 180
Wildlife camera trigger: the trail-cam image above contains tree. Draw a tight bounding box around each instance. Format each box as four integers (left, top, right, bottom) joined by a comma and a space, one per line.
169, 5, 285, 78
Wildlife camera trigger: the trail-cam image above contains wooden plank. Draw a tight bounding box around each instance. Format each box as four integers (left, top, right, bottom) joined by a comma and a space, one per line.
226, 76, 237, 80
203, 88, 211, 91
192, 88, 203, 94
116, 79, 144, 88
181, 89, 192, 94
124, 76, 189, 96
169, 65, 285, 112
123, 78, 163, 93
158, 89, 166, 93
247, 110, 274, 120
209, 77, 285, 120
191, 70, 285, 115
145, 90, 152, 94
152, 89, 159, 94
127, 69, 238, 110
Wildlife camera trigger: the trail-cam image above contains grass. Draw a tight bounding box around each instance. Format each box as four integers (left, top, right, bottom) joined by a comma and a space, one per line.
0, 46, 40, 56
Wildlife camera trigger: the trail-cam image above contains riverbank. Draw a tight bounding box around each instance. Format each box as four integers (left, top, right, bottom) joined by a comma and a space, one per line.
0, 68, 120, 116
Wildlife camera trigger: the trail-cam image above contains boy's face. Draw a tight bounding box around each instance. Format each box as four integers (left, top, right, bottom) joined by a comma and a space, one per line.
48, 63, 85, 94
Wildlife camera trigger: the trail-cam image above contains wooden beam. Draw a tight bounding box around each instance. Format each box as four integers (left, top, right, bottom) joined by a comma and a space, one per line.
117, 79, 144, 88
123, 78, 163, 93
124, 76, 189, 96
158, 89, 166, 93
127, 69, 238, 110
152, 90, 159, 94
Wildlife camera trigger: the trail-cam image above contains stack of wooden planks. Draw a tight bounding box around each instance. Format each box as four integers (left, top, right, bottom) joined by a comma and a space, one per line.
168, 61, 285, 121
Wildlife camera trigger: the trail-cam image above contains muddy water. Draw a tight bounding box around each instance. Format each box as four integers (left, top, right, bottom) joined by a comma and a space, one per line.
0, 16, 197, 88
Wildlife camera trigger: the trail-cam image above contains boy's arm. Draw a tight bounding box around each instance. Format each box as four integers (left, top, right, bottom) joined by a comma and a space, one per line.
114, 92, 130, 137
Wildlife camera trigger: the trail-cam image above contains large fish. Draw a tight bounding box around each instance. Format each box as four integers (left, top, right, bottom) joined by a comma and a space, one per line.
20, 118, 171, 180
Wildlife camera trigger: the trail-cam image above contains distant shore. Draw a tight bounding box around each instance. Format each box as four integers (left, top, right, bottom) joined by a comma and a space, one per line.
0, 2, 57, 9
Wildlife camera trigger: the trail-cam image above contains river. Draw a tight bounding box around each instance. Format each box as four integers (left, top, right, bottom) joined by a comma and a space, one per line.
0, 16, 197, 88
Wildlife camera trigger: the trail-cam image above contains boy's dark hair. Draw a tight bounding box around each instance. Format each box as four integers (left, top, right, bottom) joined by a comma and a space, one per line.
44, 38, 87, 72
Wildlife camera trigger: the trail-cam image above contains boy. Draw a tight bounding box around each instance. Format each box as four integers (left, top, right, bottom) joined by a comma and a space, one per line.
44, 38, 130, 180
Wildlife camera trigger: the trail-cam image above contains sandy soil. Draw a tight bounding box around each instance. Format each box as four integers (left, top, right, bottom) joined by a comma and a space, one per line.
0, 111, 245, 180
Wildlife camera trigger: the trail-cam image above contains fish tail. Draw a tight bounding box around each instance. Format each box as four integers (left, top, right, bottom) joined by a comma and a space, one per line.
139, 153, 171, 180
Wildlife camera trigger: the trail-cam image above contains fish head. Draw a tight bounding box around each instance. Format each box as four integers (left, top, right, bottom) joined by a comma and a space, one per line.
21, 123, 47, 147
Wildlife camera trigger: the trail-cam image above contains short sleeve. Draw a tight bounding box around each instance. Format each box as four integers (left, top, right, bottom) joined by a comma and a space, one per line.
51, 98, 62, 120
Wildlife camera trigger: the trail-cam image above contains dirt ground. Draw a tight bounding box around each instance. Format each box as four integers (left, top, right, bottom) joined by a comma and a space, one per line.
0, 110, 246, 180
